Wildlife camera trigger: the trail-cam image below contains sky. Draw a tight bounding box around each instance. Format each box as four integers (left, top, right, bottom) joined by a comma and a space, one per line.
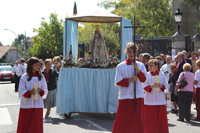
0, 0, 108, 45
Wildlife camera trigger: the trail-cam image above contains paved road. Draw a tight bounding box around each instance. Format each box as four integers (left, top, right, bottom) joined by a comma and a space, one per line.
0, 82, 200, 133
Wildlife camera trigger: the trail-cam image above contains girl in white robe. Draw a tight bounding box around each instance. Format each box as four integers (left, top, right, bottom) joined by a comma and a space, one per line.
17, 57, 48, 133
143, 59, 169, 133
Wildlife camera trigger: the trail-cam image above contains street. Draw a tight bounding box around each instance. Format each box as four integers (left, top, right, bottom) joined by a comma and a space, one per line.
0, 82, 200, 133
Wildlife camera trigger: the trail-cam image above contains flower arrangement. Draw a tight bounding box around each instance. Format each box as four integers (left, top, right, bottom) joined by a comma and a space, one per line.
63, 56, 77, 68
63, 55, 120, 68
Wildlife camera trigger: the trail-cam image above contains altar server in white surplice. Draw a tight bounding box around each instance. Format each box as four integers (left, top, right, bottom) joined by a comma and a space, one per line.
143, 59, 169, 133
112, 42, 147, 133
17, 57, 48, 133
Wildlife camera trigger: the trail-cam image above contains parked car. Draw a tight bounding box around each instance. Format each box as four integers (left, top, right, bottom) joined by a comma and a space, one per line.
0, 66, 15, 83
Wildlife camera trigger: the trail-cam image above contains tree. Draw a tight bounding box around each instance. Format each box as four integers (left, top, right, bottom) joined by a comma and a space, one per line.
99, 0, 175, 38
12, 34, 26, 51
181, 0, 200, 31
29, 13, 63, 59
0, 42, 3, 46
182, 0, 200, 9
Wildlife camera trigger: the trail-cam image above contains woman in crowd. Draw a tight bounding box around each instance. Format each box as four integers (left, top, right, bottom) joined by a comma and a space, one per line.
17, 57, 48, 133
143, 59, 168, 133
43, 59, 58, 122
39, 59, 45, 72
53, 56, 61, 73
175, 63, 195, 122
168, 63, 178, 113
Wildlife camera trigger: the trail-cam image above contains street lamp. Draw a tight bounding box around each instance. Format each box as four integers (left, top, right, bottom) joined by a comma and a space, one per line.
175, 9, 182, 35
3, 28, 17, 37
3, 28, 18, 59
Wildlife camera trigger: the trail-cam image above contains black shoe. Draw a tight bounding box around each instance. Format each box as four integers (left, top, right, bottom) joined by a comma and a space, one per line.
177, 119, 184, 122
186, 120, 191, 123
171, 110, 178, 114
173, 110, 178, 114
170, 109, 175, 112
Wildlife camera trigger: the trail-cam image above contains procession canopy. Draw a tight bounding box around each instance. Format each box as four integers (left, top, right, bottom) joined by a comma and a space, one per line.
67, 9, 122, 23
63, 8, 132, 61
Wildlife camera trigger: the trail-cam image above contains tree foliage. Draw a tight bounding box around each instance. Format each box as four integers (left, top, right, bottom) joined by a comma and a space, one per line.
99, 0, 175, 38
28, 13, 63, 59
0, 42, 3, 46
182, 0, 200, 9
12, 34, 26, 51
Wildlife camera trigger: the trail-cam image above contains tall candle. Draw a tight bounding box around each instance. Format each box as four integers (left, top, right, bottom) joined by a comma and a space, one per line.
155, 75, 160, 91
33, 83, 38, 100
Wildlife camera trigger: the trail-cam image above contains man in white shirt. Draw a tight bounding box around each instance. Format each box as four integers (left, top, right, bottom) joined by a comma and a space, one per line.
160, 55, 172, 108
160, 56, 172, 82
19, 58, 27, 77
12, 60, 20, 92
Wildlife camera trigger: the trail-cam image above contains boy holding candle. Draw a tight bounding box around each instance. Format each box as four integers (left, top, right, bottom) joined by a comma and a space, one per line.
143, 59, 169, 133
112, 42, 147, 133
17, 57, 48, 133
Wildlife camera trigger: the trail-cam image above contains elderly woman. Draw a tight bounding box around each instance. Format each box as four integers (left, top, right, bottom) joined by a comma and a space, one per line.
175, 63, 195, 122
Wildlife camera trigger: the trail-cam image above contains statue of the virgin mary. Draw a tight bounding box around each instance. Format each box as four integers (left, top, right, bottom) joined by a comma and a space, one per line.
89, 26, 109, 62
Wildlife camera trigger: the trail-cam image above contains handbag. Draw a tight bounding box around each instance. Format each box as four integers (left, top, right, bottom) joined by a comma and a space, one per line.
178, 73, 188, 89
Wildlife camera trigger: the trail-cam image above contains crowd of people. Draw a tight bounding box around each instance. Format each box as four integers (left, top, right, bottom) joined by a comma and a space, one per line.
11, 44, 200, 133
113, 43, 200, 133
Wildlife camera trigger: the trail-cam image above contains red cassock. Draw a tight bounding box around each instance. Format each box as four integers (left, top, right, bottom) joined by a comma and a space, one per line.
112, 60, 147, 133
17, 108, 43, 133
144, 105, 169, 133
112, 98, 144, 133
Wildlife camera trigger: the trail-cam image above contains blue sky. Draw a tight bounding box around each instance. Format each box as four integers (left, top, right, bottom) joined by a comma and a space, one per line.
0, 0, 107, 45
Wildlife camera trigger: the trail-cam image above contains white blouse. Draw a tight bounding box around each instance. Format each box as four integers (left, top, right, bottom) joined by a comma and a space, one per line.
18, 73, 48, 109
143, 71, 168, 105
195, 69, 200, 88
115, 61, 147, 100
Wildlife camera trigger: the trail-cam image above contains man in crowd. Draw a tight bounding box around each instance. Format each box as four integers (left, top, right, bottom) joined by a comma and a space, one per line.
175, 52, 185, 81
12, 60, 20, 92
142, 53, 151, 71
182, 50, 192, 72
19, 58, 27, 78
161, 55, 172, 82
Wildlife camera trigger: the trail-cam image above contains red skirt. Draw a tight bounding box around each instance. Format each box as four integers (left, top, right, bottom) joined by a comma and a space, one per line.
144, 105, 169, 133
112, 98, 144, 133
17, 108, 43, 133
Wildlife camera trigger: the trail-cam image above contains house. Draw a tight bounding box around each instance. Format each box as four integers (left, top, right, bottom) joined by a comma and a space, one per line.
0, 46, 25, 63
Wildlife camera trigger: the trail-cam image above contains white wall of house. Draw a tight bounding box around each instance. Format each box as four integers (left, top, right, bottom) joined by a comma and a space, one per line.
5, 49, 25, 63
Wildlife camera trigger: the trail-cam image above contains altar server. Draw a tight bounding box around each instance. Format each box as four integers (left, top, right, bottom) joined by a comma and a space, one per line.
112, 42, 147, 133
17, 57, 48, 133
143, 59, 169, 133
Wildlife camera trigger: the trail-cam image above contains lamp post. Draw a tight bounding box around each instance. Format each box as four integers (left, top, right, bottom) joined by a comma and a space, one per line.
175, 9, 183, 35
172, 9, 186, 60
3, 28, 17, 37
3, 28, 18, 60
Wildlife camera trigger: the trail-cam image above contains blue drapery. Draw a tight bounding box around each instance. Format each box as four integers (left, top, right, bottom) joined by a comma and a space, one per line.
71, 21, 78, 62
63, 21, 66, 57
56, 68, 119, 114
65, 20, 78, 62
121, 18, 133, 61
